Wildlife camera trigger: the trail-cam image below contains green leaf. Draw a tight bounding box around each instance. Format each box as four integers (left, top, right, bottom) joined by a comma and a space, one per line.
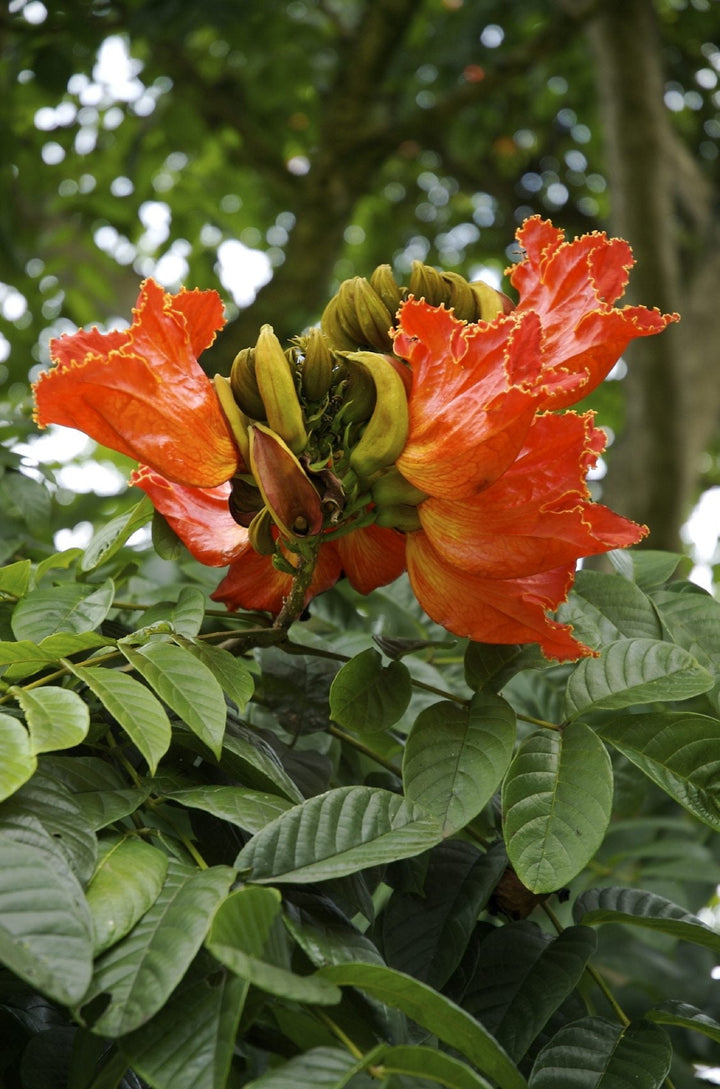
217, 726, 304, 803
85, 860, 235, 1037
80, 495, 154, 572
403, 692, 516, 835
12, 685, 89, 754
651, 589, 720, 676
1, 769, 98, 885
243, 1047, 368, 1089
573, 886, 720, 954
462, 923, 597, 1061
11, 580, 115, 641
206, 887, 342, 1005
329, 648, 412, 733
44, 755, 152, 830
378, 1044, 495, 1089
609, 548, 687, 588
319, 962, 527, 1089
0, 558, 32, 598
169, 586, 207, 637
165, 785, 293, 833
597, 711, 720, 829
528, 1016, 671, 1088
0, 631, 114, 681
120, 970, 248, 1089
0, 711, 36, 801
380, 840, 507, 987
0, 830, 94, 1005
502, 722, 613, 893
555, 570, 662, 651
235, 786, 443, 884
464, 643, 546, 694
645, 1000, 720, 1043
121, 641, 226, 759
86, 836, 169, 955
565, 638, 713, 719
179, 639, 254, 711
69, 664, 172, 774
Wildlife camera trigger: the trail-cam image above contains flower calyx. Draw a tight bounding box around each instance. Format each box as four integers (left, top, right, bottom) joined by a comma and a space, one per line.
248, 423, 323, 545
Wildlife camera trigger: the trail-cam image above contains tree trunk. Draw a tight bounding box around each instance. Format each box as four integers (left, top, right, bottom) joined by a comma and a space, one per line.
579, 0, 720, 550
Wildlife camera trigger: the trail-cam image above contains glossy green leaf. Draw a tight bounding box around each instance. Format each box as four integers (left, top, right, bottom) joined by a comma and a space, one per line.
11, 579, 115, 641
651, 589, 720, 676
44, 754, 151, 830
502, 722, 613, 893
464, 643, 546, 694
573, 886, 720, 953
0, 711, 36, 801
0, 830, 94, 1005
206, 887, 342, 1005
235, 786, 442, 884
528, 1016, 671, 1088
329, 648, 412, 732
121, 641, 226, 759
86, 836, 169, 954
169, 586, 207, 637
70, 664, 171, 774
0, 631, 114, 681
403, 692, 516, 835
319, 962, 527, 1089
462, 923, 597, 1061
380, 840, 507, 987
12, 685, 89, 754
0, 558, 32, 597
179, 638, 254, 711
565, 638, 713, 719
243, 1047, 367, 1089
80, 495, 153, 571
120, 970, 248, 1089
379, 1044, 494, 1089
165, 785, 292, 833
215, 726, 303, 803
645, 1000, 720, 1043
609, 549, 686, 589
598, 711, 720, 829
85, 860, 235, 1037
0, 769, 98, 884
555, 570, 661, 652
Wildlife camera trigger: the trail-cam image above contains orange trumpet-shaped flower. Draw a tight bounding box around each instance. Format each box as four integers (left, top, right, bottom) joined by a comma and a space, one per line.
33, 279, 239, 488
389, 215, 679, 660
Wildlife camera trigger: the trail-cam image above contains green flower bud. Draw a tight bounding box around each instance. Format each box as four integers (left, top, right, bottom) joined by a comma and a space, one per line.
370, 264, 403, 316
408, 261, 448, 306
230, 347, 266, 420
300, 327, 334, 401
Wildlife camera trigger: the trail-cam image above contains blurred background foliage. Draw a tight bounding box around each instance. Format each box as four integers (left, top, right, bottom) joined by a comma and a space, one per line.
1, 0, 719, 569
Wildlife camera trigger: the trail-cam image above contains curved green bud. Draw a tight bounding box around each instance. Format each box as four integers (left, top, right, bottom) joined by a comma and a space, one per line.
249, 423, 323, 541
300, 327, 335, 401
353, 278, 394, 352
370, 264, 403, 315
345, 351, 410, 482
254, 325, 308, 454
371, 465, 427, 508
408, 261, 448, 306
441, 271, 478, 323
213, 374, 250, 466
321, 291, 361, 351
337, 358, 376, 424
230, 347, 267, 420
470, 279, 514, 322
374, 503, 422, 532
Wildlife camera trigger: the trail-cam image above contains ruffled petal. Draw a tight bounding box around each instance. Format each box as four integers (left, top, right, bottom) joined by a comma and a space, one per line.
394, 302, 544, 497
335, 523, 406, 594
130, 468, 246, 566
406, 532, 593, 661
34, 279, 239, 487
418, 412, 647, 577
212, 541, 343, 614
509, 217, 679, 410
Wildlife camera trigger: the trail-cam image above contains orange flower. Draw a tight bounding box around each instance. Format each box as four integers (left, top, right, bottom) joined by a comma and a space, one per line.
34, 280, 239, 488
389, 218, 679, 659
130, 468, 405, 613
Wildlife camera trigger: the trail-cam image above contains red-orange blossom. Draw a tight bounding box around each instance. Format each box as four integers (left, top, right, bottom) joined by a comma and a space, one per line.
33, 218, 678, 660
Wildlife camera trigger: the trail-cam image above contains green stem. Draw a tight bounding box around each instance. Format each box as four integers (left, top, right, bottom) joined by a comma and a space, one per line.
312, 1008, 364, 1060
328, 724, 401, 776
273, 539, 322, 631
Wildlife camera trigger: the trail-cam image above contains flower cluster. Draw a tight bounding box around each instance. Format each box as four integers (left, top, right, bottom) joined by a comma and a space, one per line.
33, 218, 677, 659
